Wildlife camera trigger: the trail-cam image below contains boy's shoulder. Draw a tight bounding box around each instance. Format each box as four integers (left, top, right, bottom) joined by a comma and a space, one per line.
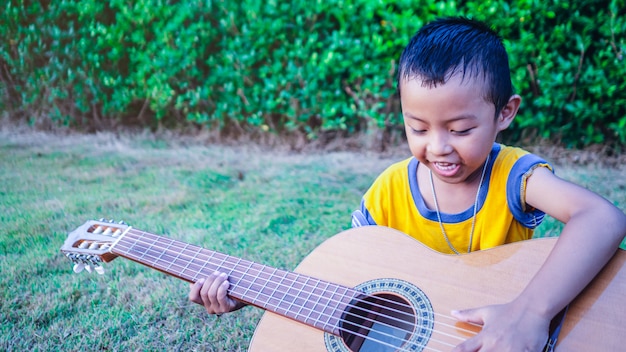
496, 144, 532, 159
494, 144, 552, 173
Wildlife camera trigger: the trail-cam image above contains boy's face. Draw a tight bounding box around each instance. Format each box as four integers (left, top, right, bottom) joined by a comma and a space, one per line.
400, 74, 514, 185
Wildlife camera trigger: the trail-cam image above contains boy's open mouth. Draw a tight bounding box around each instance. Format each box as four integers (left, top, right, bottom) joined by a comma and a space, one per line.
432, 162, 461, 177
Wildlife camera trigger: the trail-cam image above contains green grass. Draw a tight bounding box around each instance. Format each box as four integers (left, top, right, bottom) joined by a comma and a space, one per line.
1, 130, 624, 351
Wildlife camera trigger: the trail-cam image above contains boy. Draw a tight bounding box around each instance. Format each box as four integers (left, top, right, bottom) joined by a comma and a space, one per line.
189, 17, 626, 351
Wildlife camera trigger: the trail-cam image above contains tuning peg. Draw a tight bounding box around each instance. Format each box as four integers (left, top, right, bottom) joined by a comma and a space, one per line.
83, 264, 105, 274
73, 263, 86, 273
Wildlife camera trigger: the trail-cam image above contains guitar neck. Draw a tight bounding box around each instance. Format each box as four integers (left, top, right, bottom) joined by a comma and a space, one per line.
110, 228, 355, 335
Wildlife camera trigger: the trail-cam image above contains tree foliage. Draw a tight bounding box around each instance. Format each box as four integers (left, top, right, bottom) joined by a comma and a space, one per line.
1, 0, 624, 148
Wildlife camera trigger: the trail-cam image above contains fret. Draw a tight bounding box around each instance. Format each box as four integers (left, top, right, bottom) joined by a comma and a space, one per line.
187, 246, 206, 282
286, 273, 307, 317
321, 283, 345, 332
123, 230, 143, 258
135, 232, 164, 268
170, 241, 200, 281
144, 234, 182, 274
176, 244, 217, 282
234, 258, 255, 298
224, 254, 249, 279
142, 232, 166, 267
214, 253, 230, 274
265, 269, 289, 312
263, 268, 285, 305
253, 263, 271, 300
257, 265, 282, 308
138, 231, 158, 264
315, 284, 336, 329
153, 237, 176, 271
194, 249, 217, 279
164, 241, 188, 274
111, 235, 130, 254
229, 256, 244, 277
285, 275, 310, 319
275, 272, 299, 316
251, 266, 278, 309
137, 234, 154, 267
304, 278, 329, 329
294, 277, 318, 321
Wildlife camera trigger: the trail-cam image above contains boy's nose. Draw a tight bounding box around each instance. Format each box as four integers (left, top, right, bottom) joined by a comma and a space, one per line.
426, 133, 453, 156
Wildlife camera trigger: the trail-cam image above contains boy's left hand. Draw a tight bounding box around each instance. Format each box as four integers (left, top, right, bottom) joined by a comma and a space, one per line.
451, 302, 550, 352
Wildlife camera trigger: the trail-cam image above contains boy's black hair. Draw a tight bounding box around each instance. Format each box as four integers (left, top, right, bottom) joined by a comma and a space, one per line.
398, 17, 513, 115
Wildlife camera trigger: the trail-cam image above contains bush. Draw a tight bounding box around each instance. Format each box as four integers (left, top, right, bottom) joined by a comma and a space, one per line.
1, 0, 624, 148
481, 0, 626, 148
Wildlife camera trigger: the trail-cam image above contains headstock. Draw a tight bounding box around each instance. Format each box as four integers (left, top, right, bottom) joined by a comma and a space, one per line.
60, 219, 129, 274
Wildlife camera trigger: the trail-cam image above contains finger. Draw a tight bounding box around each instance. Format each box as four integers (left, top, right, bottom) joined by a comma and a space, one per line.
452, 335, 483, 352
205, 272, 226, 302
451, 309, 485, 352
452, 308, 485, 325
202, 272, 231, 313
189, 278, 205, 305
212, 273, 233, 313
215, 275, 234, 310
198, 273, 219, 312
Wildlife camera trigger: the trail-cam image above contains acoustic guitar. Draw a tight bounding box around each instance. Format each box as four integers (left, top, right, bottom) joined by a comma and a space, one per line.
61, 220, 626, 351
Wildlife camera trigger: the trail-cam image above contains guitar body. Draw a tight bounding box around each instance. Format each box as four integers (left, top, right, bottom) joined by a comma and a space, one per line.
250, 226, 626, 351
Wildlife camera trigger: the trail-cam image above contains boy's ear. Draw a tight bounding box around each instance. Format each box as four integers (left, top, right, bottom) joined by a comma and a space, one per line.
497, 94, 521, 131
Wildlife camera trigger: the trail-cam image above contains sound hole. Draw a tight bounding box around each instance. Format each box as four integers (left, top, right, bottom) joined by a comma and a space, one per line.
340, 293, 416, 352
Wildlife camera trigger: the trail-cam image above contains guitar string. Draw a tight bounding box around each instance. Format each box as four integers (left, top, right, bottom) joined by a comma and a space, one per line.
104, 227, 479, 349
106, 226, 442, 352
112, 233, 427, 341
120, 227, 427, 321
113, 229, 480, 345
115, 229, 453, 330
114, 229, 479, 339
111, 231, 475, 351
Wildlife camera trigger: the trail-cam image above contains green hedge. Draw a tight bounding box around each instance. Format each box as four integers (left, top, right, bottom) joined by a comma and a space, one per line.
1, 0, 624, 148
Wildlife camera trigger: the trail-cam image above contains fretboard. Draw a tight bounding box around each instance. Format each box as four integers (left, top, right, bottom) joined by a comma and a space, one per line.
110, 228, 358, 335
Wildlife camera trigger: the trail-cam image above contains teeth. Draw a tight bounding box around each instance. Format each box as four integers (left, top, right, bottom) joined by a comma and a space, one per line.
434, 162, 457, 171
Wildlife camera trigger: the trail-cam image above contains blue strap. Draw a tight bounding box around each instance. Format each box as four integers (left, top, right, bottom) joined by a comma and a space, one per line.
543, 305, 569, 352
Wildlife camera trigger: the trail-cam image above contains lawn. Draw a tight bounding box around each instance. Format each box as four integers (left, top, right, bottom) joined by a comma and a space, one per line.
1, 129, 624, 351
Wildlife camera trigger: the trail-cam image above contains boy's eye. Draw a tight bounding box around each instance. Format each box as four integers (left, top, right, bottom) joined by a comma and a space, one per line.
410, 128, 426, 134
451, 128, 473, 135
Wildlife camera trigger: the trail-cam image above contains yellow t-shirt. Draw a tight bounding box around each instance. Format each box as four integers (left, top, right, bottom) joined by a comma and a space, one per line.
352, 144, 552, 254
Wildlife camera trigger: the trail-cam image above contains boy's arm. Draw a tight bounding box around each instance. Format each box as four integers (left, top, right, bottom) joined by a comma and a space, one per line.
452, 167, 626, 351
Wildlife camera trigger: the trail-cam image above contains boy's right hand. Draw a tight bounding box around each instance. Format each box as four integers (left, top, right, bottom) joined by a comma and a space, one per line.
189, 271, 245, 315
